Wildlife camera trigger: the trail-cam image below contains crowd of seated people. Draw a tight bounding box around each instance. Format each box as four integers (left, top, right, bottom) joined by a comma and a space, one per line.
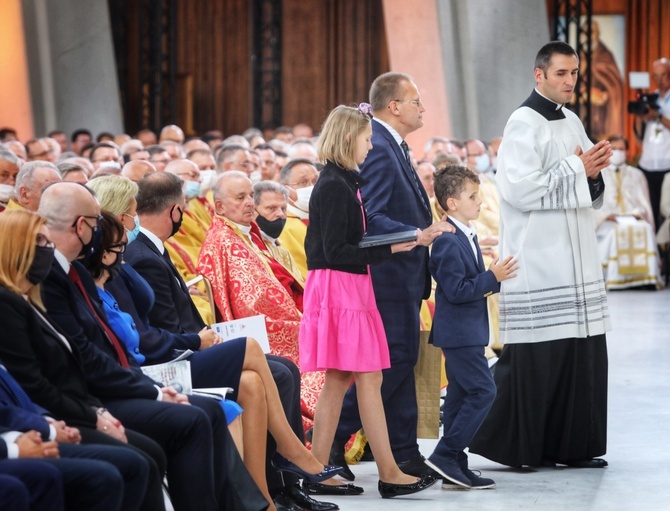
0, 119, 663, 509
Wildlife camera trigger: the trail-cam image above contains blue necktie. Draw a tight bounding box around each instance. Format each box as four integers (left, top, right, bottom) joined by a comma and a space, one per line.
0, 365, 38, 413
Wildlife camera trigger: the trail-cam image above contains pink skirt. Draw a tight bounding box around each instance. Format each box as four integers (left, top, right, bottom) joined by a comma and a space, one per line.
299, 269, 390, 372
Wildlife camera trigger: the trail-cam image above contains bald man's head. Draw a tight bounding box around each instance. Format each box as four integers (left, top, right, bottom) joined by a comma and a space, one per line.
121, 160, 156, 182
38, 181, 99, 231
159, 124, 185, 144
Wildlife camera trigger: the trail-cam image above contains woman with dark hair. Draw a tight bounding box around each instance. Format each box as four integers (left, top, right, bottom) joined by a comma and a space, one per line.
0, 209, 164, 511
82, 210, 341, 510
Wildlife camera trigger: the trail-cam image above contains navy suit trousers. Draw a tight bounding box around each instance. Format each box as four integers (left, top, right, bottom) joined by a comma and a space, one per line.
431, 346, 496, 463
0, 460, 63, 511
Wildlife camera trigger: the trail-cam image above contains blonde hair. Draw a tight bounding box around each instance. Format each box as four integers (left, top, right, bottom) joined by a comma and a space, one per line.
87, 174, 139, 217
0, 210, 47, 307
317, 105, 371, 170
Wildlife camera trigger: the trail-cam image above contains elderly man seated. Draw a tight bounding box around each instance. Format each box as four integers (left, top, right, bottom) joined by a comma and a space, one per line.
594, 136, 662, 289
5, 161, 61, 212
197, 171, 323, 428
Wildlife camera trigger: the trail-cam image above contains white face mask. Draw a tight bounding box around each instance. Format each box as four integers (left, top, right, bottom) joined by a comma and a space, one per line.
249, 170, 262, 184
98, 160, 122, 172
610, 149, 626, 167
474, 154, 490, 173
0, 183, 14, 201
294, 185, 314, 212
198, 170, 217, 197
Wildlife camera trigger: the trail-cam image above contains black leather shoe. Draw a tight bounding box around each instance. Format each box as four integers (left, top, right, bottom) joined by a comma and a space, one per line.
280, 484, 339, 511
274, 493, 305, 511
271, 453, 343, 483
397, 454, 437, 478
378, 474, 437, 499
302, 481, 364, 496
329, 441, 355, 481
563, 458, 608, 468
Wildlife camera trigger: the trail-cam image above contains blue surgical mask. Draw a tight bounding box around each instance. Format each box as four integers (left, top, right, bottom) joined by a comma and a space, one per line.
474, 154, 490, 173
184, 180, 201, 200
125, 215, 140, 244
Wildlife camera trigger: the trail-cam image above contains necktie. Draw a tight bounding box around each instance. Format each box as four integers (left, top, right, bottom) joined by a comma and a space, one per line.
0, 365, 38, 413
400, 141, 429, 213
473, 234, 484, 271
68, 266, 130, 368
162, 248, 189, 294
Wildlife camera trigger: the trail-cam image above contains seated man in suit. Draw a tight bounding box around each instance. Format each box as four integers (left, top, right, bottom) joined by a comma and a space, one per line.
0, 458, 63, 511
0, 363, 150, 510
124, 172, 338, 511
36, 182, 265, 511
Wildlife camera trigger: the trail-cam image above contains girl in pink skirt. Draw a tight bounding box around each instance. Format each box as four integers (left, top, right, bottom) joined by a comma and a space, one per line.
299, 104, 436, 498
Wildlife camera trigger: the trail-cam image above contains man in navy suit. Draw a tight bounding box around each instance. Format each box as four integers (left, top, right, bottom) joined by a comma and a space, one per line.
124, 172, 338, 511
331, 72, 454, 479
422, 165, 517, 489
0, 363, 150, 510
37, 181, 267, 511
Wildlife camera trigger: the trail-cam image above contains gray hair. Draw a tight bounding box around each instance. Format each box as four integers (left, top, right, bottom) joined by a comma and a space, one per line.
0, 149, 21, 167
252, 180, 288, 206
423, 136, 449, 155
212, 170, 249, 202
57, 162, 86, 177
15, 160, 59, 193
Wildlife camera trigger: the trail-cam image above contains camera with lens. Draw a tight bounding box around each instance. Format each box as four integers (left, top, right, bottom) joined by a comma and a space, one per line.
627, 91, 660, 115
627, 72, 661, 116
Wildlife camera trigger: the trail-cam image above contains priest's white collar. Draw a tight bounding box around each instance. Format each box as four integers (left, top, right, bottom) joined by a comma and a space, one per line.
534, 88, 563, 110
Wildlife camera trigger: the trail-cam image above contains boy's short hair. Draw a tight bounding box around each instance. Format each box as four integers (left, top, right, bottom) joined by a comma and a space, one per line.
434, 164, 480, 211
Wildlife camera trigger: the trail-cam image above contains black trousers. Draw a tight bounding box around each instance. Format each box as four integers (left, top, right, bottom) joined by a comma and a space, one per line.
79, 426, 166, 511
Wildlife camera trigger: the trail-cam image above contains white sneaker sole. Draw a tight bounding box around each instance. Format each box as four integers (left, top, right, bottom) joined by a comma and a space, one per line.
424, 459, 471, 488
442, 481, 496, 490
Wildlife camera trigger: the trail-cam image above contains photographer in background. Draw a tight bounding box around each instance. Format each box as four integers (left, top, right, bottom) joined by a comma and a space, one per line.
634, 58, 670, 229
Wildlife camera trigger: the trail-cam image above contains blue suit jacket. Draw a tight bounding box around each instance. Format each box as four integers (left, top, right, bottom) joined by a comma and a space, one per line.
41, 260, 160, 401
105, 264, 201, 365
124, 232, 206, 336
429, 218, 500, 348
359, 120, 433, 302
0, 366, 51, 440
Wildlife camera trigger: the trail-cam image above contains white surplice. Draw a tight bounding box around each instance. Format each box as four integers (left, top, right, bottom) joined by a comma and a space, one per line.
496, 90, 611, 344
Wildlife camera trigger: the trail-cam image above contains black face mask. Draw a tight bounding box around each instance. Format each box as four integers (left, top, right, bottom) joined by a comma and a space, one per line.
27, 246, 55, 285
170, 205, 184, 237
101, 252, 123, 281
255, 215, 286, 239
77, 217, 102, 260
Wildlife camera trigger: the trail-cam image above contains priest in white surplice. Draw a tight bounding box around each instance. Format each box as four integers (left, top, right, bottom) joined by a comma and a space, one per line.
594, 135, 663, 289
470, 41, 613, 469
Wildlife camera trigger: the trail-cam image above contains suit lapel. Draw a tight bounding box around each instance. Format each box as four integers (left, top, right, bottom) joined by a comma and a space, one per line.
374, 122, 431, 220
448, 218, 481, 269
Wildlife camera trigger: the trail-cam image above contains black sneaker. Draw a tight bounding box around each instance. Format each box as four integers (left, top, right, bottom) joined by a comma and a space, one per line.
441, 469, 495, 490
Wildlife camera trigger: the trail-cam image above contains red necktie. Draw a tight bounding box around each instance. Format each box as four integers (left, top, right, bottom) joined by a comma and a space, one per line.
68, 266, 130, 368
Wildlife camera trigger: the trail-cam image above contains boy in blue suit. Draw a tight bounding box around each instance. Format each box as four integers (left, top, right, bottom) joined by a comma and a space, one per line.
424, 165, 518, 489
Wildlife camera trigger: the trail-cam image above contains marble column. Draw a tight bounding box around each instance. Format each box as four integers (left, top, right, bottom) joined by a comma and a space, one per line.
437, 0, 550, 141
21, 0, 123, 138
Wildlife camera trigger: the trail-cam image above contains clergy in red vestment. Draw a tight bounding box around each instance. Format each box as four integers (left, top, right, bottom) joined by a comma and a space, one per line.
197, 171, 323, 429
